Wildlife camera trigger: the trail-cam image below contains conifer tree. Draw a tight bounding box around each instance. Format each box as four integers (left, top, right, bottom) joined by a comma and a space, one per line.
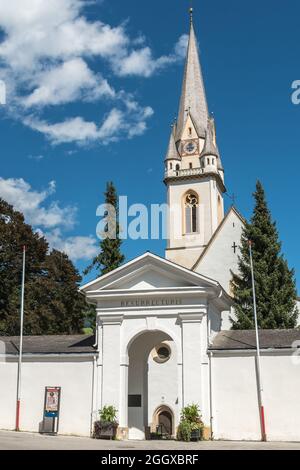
84, 182, 125, 276
231, 181, 298, 329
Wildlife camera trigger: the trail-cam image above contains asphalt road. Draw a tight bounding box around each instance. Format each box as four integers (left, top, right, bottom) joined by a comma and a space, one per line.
0, 430, 299, 450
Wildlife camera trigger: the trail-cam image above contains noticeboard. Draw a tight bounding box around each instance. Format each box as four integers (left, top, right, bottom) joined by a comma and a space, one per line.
44, 386, 61, 418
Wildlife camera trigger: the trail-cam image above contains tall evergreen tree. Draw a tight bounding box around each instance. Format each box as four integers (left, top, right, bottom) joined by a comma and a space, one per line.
231, 181, 298, 329
84, 182, 125, 276
0, 198, 86, 335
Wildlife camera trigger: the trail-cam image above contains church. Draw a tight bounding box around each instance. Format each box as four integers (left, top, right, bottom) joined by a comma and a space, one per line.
0, 10, 300, 442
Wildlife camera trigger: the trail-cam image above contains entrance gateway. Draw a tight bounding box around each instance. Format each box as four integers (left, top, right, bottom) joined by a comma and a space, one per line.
81, 252, 231, 440
127, 330, 176, 440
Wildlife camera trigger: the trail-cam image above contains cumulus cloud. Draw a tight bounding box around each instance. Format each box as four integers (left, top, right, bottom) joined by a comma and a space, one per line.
0, 177, 76, 228
113, 35, 189, 78
0, 176, 98, 262
25, 105, 154, 145
0, 0, 186, 146
45, 228, 98, 262
22, 58, 115, 108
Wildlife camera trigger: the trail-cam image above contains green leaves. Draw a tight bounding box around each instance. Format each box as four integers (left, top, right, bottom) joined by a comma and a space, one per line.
84, 181, 125, 277
0, 198, 86, 335
231, 181, 298, 330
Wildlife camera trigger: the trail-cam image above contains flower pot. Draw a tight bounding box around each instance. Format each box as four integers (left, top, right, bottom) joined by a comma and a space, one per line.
190, 429, 201, 442
93, 421, 118, 440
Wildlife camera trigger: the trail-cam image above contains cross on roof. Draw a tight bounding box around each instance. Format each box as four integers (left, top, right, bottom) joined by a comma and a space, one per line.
232, 242, 238, 254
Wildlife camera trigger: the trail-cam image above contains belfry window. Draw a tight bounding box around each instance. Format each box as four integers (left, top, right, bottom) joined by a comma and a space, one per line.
184, 192, 199, 234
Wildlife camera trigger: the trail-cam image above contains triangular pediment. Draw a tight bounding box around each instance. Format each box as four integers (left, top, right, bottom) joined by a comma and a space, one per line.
80, 252, 219, 293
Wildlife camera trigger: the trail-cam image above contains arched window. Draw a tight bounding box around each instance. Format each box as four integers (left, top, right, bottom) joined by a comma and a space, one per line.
175, 164, 180, 171
170, 163, 173, 170
184, 192, 199, 234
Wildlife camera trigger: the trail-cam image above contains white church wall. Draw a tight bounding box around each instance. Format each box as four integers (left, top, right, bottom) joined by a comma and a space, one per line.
221, 308, 236, 330
0, 356, 94, 437
147, 339, 178, 431
166, 177, 220, 269
195, 208, 244, 294
212, 352, 300, 441
127, 331, 177, 440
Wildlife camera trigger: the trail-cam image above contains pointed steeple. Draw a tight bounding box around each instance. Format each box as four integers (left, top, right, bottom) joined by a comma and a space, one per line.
200, 117, 219, 159
176, 9, 209, 141
165, 123, 180, 161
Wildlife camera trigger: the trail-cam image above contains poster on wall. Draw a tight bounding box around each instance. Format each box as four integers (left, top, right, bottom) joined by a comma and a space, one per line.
44, 387, 61, 418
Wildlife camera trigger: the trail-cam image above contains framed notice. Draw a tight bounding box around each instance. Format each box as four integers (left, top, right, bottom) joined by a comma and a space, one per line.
44, 386, 61, 418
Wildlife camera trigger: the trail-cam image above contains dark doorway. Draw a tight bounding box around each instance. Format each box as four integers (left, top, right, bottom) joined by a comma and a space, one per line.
158, 410, 172, 436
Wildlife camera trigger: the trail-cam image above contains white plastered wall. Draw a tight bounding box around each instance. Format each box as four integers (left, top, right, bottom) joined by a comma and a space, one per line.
211, 351, 300, 441
0, 356, 95, 436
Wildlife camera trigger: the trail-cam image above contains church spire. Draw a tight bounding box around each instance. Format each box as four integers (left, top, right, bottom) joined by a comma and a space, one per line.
165, 123, 180, 161
176, 8, 209, 141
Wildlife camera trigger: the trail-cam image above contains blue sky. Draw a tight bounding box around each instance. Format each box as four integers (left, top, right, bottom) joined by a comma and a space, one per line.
0, 0, 299, 291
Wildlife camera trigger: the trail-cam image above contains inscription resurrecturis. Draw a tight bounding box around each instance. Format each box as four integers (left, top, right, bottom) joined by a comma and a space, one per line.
120, 298, 182, 308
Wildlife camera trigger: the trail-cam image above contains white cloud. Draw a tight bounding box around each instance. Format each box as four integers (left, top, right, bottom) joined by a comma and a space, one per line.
0, 177, 76, 228
112, 35, 188, 78
0, 176, 98, 262
0, 0, 185, 145
25, 104, 154, 145
44, 228, 98, 262
23, 58, 115, 108
28, 154, 44, 161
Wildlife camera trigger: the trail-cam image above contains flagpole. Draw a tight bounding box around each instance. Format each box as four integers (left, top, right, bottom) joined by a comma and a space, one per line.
248, 240, 267, 442
15, 245, 26, 432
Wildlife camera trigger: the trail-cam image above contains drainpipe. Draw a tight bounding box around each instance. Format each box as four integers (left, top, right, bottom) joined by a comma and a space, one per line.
90, 354, 98, 437
208, 350, 214, 440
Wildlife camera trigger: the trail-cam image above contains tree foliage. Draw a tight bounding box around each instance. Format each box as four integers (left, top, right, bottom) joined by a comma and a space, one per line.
231, 181, 298, 329
84, 181, 125, 276
0, 198, 86, 335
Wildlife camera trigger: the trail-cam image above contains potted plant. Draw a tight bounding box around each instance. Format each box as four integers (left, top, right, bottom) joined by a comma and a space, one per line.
177, 404, 204, 442
93, 405, 118, 440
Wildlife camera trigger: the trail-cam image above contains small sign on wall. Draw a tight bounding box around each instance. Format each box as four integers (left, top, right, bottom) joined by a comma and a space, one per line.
41, 386, 61, 434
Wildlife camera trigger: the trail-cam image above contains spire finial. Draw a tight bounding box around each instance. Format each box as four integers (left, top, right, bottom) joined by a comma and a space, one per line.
189, 7, 193, 24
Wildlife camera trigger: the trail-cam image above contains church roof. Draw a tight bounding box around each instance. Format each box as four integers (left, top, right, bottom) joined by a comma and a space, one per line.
0, 334, 96, 355
210, 329, 300, 351
200, 117, 220, 159
175, 12, 208, 141
192, 206, 246, 272
165, 124, 180, 161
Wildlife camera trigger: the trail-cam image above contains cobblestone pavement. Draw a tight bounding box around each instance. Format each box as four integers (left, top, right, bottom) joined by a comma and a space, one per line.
0, 430, 299, 450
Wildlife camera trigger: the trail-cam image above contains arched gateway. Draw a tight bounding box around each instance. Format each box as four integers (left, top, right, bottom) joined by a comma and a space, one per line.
81, 252, 231, 441
127, 330, 177, 440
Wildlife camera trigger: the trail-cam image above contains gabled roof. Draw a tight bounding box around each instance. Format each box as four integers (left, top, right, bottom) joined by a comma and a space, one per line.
0, 335, 96, 355
210, 329, 300, 351
192, 206, 246, 271
176, 17, 208, 141
81, 251, 229, 298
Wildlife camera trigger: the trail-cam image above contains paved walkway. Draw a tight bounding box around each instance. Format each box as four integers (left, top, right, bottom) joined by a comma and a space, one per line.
0, 430, 299, 450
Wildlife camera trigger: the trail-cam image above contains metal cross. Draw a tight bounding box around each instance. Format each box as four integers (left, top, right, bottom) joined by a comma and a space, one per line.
232, 242, 238, 254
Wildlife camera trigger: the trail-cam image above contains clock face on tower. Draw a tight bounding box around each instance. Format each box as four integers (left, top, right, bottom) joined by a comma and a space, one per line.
181, 139, 198, 156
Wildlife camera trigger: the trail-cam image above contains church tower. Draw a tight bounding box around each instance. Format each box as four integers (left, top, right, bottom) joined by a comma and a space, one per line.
165, 9, 225, 269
